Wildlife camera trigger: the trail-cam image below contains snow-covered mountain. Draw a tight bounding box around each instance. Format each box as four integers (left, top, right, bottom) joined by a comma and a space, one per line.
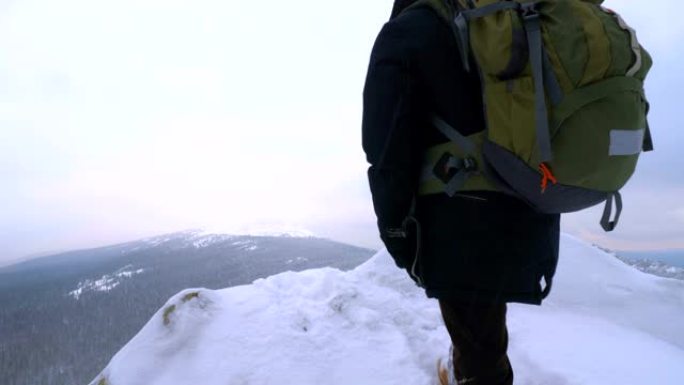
617, 257, 684, 281
0, 231, 373, 385
90, 234, 684, 385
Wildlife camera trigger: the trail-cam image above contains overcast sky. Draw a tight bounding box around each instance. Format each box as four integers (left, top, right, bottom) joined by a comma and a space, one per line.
1, 0, 683, 266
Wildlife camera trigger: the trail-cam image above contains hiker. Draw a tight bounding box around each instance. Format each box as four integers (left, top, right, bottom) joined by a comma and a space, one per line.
362, 3, 560, 382
363, 0, 651, 384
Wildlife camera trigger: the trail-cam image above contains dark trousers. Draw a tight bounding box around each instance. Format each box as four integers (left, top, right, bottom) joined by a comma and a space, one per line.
439, 299, 513, 385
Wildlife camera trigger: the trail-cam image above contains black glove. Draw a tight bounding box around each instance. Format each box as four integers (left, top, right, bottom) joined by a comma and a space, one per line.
380, 216, 423, 286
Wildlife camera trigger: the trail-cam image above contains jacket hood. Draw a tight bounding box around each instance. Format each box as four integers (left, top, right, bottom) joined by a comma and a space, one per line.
390, 0, 420, 20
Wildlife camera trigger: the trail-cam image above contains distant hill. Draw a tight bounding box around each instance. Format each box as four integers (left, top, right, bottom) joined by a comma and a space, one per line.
615, 257, 684, 280
0, 230, 375, 385
616, 249, 684, 268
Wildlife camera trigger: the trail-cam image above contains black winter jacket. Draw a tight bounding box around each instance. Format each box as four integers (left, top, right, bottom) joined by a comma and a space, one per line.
362, 4, 561, 305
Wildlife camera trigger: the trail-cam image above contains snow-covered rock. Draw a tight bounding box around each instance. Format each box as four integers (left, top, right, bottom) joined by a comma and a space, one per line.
90, 234, 684, 385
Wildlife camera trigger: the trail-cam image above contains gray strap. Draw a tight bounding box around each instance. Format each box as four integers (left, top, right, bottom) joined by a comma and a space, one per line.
444, 169, 470, 197
643, 121, 654, 152
497, 27, 528, 80
461, 1, 520, 20
541, 275, 553, 299
431, 115, 478, 196
600, 192, 623, 232
445, 157, 476, 196
402, 213, 424, 288
445, 157, 461, 170
643, 101, 654, 152
432, 115, 477, 154
542, 48, 563, 106
522, 4, 553, 163
612, 12, 642, 77
453, 13, 471, 72
452, 2, 521, 74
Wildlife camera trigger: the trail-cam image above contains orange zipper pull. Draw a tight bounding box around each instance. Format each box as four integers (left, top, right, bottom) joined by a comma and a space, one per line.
539, 162, 557, 193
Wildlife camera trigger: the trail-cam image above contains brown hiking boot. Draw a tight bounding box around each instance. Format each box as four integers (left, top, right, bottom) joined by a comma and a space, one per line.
437, 357, 453, 385
438, 355, 480, 385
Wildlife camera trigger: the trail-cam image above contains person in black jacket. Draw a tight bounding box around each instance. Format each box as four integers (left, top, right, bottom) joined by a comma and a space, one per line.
362, 1, 561, 384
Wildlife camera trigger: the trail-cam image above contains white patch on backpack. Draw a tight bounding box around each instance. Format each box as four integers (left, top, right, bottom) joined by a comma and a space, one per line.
609, 129, 645, 156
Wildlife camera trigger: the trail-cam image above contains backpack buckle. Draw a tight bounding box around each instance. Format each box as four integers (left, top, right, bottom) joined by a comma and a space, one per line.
433, 153, 478, 184
462, 157, 477, 172
520, 2, 539, 19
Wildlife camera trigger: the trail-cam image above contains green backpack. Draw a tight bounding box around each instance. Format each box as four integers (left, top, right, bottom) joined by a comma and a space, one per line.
409, 0, 653, 231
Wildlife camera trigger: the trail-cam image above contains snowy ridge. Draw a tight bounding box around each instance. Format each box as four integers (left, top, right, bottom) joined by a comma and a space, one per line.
135, 230, 237, 250
191, 225, 315, 240
90, 235, 684, 385
118, 228, 314, 254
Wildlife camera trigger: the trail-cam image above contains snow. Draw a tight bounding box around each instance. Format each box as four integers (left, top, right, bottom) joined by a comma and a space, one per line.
69, 265, 146, 300
138, 230, 236, 249
231, 240, 259, 252
90, 234, 684, 385
192, 234, 235, 249
194, 225, 315, 239
286, 256, 310, 264
118, 228, 313, 253
183, 227, 312, 249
